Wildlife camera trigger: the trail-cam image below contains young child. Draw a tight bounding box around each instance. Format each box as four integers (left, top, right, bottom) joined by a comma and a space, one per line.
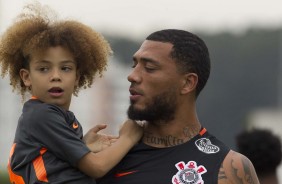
0, 2, 143, 184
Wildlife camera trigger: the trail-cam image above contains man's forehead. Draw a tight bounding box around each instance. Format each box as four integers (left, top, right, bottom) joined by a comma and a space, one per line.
133, 41, 175, 66
141, 40, 173, 49
134, 40, 173, 57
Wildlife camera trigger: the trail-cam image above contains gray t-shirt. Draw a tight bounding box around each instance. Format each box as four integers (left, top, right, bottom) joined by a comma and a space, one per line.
8, 99, 95, 184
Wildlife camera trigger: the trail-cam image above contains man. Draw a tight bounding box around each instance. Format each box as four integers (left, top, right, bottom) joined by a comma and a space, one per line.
236, 128, 282, 184
97, 29, 259, 183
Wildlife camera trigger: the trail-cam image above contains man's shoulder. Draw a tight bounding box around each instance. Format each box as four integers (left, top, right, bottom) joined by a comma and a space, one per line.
218, 150, 260, 184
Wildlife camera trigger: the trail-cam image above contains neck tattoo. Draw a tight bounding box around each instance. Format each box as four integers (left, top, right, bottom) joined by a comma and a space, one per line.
143, 132, 184, 147
183, 126, 200, 139
143, 125, 201, 147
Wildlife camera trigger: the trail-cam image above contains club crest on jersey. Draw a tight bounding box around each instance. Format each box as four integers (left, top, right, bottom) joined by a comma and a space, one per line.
195, 138, 220, 154
172, 161, 207, 184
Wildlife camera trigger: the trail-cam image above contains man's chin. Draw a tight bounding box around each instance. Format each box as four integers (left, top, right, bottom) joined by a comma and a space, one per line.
127, 105, 145, 121
129, 103, 145, 112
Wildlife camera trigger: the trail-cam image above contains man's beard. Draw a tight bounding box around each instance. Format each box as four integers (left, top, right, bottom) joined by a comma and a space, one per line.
127, 89, 177, 123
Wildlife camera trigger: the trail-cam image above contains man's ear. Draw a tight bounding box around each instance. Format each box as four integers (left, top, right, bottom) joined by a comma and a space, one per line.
19, 69, 31, 87
181, 73, 198, 95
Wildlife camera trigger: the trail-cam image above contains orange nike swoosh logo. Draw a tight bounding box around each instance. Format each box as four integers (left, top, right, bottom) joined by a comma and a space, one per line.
73, 122, 79, 129
115, 170, 138, 177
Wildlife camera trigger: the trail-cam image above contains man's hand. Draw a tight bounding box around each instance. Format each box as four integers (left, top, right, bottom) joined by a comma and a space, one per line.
83, 124, 118, 153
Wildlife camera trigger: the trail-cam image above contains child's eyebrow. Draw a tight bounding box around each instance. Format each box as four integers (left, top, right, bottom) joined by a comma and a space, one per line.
60, 60, 76, 65
34, 60, 50, 64
35, 60, 76, 64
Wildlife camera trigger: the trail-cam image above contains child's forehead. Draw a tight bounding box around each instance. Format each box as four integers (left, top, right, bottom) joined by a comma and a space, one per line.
28, 46, 76, 64
30, 46, 75, 58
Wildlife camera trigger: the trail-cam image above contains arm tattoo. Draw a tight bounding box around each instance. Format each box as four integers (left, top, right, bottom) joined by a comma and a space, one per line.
241, 157, 255, 184
230, 159, 244, 184
229, 155, 255, 183
218, 152, 257, 184
218, 163, 227, 180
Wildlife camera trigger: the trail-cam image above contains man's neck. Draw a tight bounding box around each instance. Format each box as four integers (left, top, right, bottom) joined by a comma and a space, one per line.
142, 120, 201, 148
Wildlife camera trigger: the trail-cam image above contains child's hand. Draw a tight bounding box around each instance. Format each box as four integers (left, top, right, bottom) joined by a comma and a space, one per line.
83, 124, 118, 153
119, 119, 144, 144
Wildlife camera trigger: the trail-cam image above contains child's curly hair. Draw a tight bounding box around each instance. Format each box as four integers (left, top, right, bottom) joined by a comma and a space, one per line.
0, 2, 112, 98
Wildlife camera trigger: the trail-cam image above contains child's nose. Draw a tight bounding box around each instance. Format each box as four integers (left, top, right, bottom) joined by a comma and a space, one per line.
50, 69, 61, 81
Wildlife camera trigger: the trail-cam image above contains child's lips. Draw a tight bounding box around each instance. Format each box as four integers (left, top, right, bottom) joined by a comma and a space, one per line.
48, 87, 64, 97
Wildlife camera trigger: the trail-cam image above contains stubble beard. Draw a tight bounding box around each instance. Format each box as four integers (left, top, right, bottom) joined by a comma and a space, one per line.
127, 88, 177, 124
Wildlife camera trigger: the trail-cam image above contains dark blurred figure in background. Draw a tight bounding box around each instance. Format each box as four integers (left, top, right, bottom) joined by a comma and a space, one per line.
236, 128, 282, 184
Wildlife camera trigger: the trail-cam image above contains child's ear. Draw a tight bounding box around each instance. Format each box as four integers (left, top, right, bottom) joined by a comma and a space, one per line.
19, 69, 31, 87
75, 72, 80, 86
180, 73, 198, 95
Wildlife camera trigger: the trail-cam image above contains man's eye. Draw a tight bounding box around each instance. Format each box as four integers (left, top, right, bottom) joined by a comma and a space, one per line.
145, 67, 155, 72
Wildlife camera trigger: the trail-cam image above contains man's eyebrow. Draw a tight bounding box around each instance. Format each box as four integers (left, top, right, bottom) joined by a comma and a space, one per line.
133, 56, 160, 65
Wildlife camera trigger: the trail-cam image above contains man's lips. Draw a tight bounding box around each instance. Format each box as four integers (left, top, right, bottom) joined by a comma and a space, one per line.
48, 87, 64, 97
129, 88, 142, 101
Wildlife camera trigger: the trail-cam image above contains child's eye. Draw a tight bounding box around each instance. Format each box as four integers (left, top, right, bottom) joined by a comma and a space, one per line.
61, 66, 72, 72
38, 67, 49, 72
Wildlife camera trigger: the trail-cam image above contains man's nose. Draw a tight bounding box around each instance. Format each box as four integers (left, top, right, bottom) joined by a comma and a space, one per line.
127, 66, 141, 83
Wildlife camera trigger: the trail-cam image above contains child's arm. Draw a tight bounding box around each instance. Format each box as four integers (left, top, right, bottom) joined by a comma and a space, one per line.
77, 119, 143, 178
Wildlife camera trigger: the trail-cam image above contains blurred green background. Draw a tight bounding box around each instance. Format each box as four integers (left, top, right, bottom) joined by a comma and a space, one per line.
0, 170, 9, 184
